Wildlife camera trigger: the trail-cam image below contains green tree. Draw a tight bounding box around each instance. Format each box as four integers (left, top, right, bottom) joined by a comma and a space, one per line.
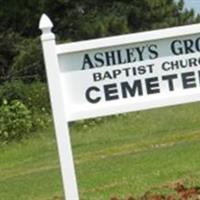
0, 0, 200, 82
0, 31, 22, 82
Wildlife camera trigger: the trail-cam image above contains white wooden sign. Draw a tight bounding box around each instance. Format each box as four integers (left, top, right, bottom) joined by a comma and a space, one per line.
39, 13, 200, 200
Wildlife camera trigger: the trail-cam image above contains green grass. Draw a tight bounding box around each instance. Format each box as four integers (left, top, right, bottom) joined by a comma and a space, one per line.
1, 102, 200, 199
0, 129, 63, 200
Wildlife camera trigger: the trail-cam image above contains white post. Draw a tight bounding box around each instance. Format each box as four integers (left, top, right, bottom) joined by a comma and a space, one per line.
39, 14, 79, 200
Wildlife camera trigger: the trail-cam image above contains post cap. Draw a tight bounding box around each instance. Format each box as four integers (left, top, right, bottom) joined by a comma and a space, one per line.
39, 14, 53, 30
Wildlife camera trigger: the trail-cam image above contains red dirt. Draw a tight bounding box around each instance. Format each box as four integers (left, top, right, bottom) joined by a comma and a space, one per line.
110, 183, 200, 200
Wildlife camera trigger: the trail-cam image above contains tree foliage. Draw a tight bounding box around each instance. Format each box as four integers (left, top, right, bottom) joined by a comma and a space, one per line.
0, 0, 200, 82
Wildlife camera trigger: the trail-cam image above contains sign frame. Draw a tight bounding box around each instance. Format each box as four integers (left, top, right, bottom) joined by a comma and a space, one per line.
39, 13, 200, 200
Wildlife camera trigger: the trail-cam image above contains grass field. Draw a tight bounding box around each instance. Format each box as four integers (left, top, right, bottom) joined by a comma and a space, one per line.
1, 102, 200, 200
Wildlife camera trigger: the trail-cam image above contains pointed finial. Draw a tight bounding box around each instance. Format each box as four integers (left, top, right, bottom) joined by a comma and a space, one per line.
39, 14, 53, 30
39, 14, 55, 41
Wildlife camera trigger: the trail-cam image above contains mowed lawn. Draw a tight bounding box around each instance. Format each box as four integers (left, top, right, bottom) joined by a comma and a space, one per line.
1, 102, 200, 200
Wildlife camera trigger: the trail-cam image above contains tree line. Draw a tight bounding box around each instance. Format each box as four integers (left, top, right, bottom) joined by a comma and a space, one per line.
0, 0, 200, 83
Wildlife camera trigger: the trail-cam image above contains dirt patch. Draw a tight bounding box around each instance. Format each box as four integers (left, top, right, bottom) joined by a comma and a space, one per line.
110, 183, 200, 200
50, 182, 200, 200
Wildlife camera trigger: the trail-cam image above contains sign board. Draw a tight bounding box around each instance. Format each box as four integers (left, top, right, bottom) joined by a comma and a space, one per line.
39, 14, 200, 200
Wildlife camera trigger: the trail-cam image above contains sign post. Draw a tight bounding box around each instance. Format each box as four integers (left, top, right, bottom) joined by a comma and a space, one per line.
39, 14, 79, 200
39, 13, 200, 200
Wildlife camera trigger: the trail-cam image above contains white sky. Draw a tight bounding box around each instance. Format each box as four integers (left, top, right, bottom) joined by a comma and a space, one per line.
183, 0, 200, 14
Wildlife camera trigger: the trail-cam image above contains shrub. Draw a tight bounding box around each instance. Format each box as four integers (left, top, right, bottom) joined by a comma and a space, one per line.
0, 80, 50, 113
0, 31, 22, 83
0, 81, 52, 143
0, 80, 26, 105
24, 81, 50, 113
0, 100, 33, 142
10, 37, 45, 82
32, 111, 52, 131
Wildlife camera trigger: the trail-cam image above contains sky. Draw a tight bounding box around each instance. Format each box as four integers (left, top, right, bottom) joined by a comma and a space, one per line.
184, 0, 200, 14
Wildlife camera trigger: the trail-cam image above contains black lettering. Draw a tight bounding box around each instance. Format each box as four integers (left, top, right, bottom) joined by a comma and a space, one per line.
179, 59, 187, 68
105, 51, 116, 66
113, 69, 121, 79
182, 72, 196, 89
145, 77, 160, 94
82, 54, 95, 70
171, 40, 183, 55
146, 64, 154, 73
195, 37, 200, 51
162, 74, 178, 91
85, 87, 101, 103
135, 46, 145, 61
104, 83, 119, 101
103, 71, 112, 80
171, 60, 180, 70
162, 61, 171, 71
138, 66, 146, 75
94, 52, 104, 68
184, 39, 195, 54
148, 44, 158, 59
126, 48, 136, 63
117, 50, 127, 64
121, 80, 143, 98
122, 67, 132, 77
93, 73, 102, 82
188, 57, 198, 67
198, 71, 200, 85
